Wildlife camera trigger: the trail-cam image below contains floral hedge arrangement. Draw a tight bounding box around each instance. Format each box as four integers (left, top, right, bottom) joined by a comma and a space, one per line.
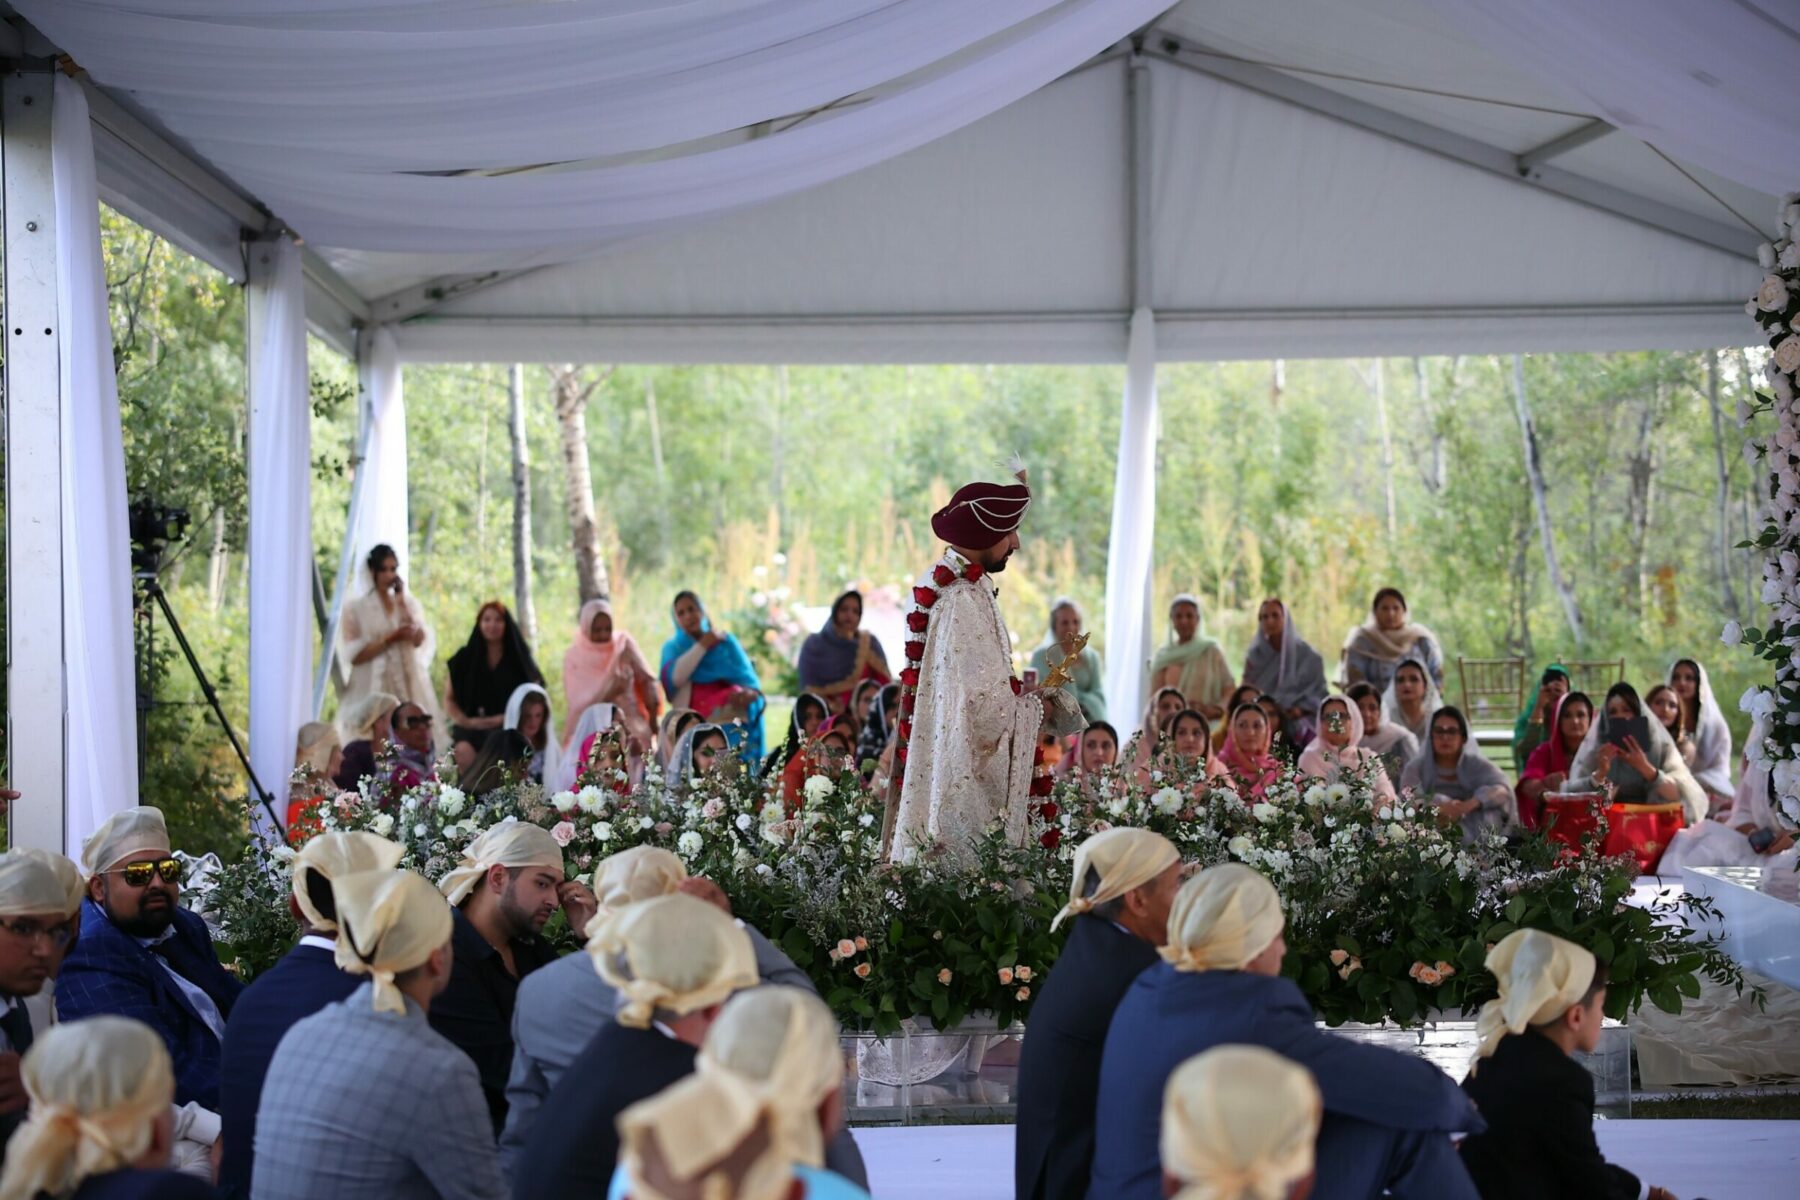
198, 738, 1741, 1035
1731, 191, 1800, 831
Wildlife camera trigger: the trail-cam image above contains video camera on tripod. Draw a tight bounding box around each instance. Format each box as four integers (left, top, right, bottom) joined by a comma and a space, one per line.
129, 496, 189, 579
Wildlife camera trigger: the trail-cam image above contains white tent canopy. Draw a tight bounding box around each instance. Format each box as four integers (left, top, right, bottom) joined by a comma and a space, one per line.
0, 0, 1790, 848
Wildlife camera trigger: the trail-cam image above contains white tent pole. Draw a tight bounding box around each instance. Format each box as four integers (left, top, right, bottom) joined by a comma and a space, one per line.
1103, 53, 1159, 716
311, 327, 376, 718
2, 62, 67, 853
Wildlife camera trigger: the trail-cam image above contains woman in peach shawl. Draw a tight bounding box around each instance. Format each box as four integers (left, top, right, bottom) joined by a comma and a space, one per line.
563, 598, 658, 752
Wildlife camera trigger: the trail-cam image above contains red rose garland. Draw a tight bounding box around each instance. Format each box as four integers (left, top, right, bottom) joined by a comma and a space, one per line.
894, 550, 1059, 849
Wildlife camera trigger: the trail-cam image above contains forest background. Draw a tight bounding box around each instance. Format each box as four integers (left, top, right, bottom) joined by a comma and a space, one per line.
85, 209, 1772, 856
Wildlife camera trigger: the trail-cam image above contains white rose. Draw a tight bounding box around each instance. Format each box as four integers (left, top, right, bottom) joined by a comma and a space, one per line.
1227, 835, 1253, 858
369, 813, 394, 837
1722, 620, 1744, 646
402, 797, 418, 812
1325, 783, 1350, 805
1251, 802, 1279, 825
803, 775, 834, 805
755, 862, 774, 877
270, 844, 297, 863
1761, 242, 1778, 269
551, 790, 578, 813
594, 821, 615, 841
437, 788, 466, 817
1773, 336, 1800, 375
677, 831, 703, 857
1152, 787, 1183, 815
736, 813, 753, 831
1758, 274, 1790, 312
1303, 786, 1327, 808
413, 822, 428, 837
859, 812, 876, 827
638, 816, 654, 830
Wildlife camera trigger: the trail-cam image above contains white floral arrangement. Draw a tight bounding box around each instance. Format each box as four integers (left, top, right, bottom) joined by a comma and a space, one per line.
1727, 191, 1800, 829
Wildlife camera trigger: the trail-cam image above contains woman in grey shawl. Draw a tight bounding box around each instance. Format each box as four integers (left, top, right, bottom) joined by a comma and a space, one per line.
1560, 682, 1705, 822
1241, 598, 1329, 746
1399, 705, 1515, 840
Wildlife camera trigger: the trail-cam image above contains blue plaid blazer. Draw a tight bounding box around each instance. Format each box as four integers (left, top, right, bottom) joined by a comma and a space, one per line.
57, 899, 244, 1109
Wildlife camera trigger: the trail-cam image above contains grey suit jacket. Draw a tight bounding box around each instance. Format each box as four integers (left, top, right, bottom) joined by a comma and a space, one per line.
498, 921, 827, 1171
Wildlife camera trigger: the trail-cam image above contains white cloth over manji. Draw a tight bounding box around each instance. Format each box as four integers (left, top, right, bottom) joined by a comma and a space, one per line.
891, 563, 1042, 868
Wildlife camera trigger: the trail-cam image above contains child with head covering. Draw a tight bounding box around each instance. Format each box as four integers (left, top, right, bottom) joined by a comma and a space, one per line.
1459, 930, 1675, 1200
1092, 865, 1482, 1200
0, 1016, 212, 1200
252, 868, 505, 1200
1160, 1044, 1321, 1200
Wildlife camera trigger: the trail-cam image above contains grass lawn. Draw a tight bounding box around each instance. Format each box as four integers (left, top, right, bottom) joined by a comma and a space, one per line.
1632, 1092, 1800, 1119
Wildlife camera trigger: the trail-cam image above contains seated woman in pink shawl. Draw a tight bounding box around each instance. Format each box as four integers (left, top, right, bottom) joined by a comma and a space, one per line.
563, 598, 659, 753
1297, 695, 1397, 802
1206, 702, 1280, 800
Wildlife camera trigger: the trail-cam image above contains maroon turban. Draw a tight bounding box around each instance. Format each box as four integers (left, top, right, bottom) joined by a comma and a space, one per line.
931, 476, 1031, 550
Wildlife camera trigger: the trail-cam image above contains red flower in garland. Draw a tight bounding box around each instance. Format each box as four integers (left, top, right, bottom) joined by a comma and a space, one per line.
1009, 678, 1022, 697
900, 667, 920, 688
1036, 801, 1059, 823
964, 562, 985, 582
900, 692, 916, 715
932, 564, 956, 586
897, 720, 913, 743
906, 611, 930, 632
904, 640, 925, 662
912, 587, 938, 608
1029, 773, 1054, 798
1039, 828, 1062, 851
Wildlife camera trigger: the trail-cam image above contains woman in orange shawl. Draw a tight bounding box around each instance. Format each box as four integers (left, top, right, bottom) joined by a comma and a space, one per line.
563, 598, 658, 752
779, 717, 856, 810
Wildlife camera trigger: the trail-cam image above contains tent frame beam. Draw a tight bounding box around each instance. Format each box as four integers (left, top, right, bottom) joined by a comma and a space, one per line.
1147, 35, 1760, 258
1516, 118, 1614, 174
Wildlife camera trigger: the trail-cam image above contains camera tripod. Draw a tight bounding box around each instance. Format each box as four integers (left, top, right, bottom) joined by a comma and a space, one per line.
135, 571, 283, 833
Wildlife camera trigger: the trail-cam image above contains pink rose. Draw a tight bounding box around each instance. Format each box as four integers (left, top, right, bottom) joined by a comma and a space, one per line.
937, 968, 952, 985
854, 937, 868, 952
1015, 987, 1031, 1001
854, 962, 872, 979
1329, 949, 1349, 966
1016, 966, 1033, 982
550, 821, 577, 847
998, 967, 1015, 985
1417, 967, 1444, 986
837, 939, 858, 959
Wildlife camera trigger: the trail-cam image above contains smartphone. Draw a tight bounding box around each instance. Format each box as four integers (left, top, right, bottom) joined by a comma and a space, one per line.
1022, 668, 1039, 688
1749, 827, 1777, 853
1602, 716, 1650, 751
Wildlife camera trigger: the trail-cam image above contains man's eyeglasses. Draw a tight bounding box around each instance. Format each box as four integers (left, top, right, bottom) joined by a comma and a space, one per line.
111, 858, 183, 888
403, 715, 434, 729
0, 917, 72, 948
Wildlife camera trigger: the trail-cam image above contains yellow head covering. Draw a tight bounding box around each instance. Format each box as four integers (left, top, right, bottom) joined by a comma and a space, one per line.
1052, 828, 1180, 931
618, 1071, 792, 1200
0, 1017, 175, 1200
1161, 864, 1285, 973
698, 987, 843, 1169
79, 806, 170, 875
587, 893, 758, 1030
0, 850, 82, 918
333, 869, 454, 1014
295, 721, 342, 776
1472, 929, 1597, 1070
293, 831, 405, 932
588, 845, 688, 935
339, 691, 399, 742
1161, 1045, 1321, 1200
437, 819, 565, 907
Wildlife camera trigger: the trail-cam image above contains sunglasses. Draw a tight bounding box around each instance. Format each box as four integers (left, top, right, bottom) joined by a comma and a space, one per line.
0, 917, 72, 948
112, 858, 182, 887
403, 715, 434, 729
1430, 726, 1462, 738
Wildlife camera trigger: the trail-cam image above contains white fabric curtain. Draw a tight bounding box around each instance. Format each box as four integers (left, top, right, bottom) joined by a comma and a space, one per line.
247, 235, 312, 834
18, 0, 1172, 252
351, 326, 409, 577
1436, 0, 1800, 197
52, 73, 138, 860
1103, 307, 1158, 715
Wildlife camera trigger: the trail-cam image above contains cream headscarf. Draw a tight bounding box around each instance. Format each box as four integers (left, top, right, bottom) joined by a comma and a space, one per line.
698, 987, 843, 1169
618, 1071, 793, 1200
1052, 828, 1180, 931
588, 845, 688, 934
339, 690, 400, 743
587, 893, 758, 1030
79, 806, 170, 876
437, 818, 565, 906
292, 831, 405, 932
333, 869, 455, 1015
0, 1017, 174, 1200
1161, 864, 1285, 974
1471, 929, 1597, 1070
295, 721, 341, 776
1161, 1044, 1322, 1200
0, 850, 83, 917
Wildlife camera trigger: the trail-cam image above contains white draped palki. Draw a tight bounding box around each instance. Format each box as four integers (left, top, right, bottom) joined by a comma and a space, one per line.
888, 563, 1081, 868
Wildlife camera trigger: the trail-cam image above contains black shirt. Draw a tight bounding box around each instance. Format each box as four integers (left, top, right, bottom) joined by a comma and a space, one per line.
429, 907, 559, 1133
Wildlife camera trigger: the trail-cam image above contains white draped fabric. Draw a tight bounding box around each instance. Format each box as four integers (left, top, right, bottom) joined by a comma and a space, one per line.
247, 236, 312, 832
1436, 0, 1800, 196
1102, 308, 1157, 715
52, 74, 138, 860
19, 0, 1174, 252
351, 326, 410, 576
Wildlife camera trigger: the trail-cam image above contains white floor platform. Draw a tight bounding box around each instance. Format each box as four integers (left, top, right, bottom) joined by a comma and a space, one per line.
857, 1121, 1799, 1199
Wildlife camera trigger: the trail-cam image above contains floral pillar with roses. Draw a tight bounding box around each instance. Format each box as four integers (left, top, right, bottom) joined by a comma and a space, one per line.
1728, 191, 1800, 830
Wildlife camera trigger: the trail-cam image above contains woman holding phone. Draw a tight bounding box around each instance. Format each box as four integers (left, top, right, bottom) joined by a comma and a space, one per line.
1560, 682, 1704, 821
337, 542, 439, 723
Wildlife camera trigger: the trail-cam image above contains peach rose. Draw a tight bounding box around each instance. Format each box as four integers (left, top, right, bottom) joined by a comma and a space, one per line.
1416, 967, 1444, 986
1434, 961, 1456, 978
1015, 987, 1031, 1001
998, 967, 1015, 985
1329, 949, 1349, 966
937, 968, 953, 985
1016, 966, 1033, 982
836, 939, 857, 959
854, 962, 872, 979
854, 937, 869, 952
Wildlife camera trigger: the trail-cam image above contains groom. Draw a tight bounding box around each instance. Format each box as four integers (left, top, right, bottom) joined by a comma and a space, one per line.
884, 463, 1084, 866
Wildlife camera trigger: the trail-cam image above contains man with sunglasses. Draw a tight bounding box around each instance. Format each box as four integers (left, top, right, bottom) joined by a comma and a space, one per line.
0, 849, 84, 1159
58, 807, 243, 1128
392, 700, 439, 787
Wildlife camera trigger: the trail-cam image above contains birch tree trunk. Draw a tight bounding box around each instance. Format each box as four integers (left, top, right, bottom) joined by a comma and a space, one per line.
550, 363, 614, 602
1704, 351, 1742, 619
1624, 388, 1659, 620
1511, 354, 1584, 643
644, 376, 671, 563
1359, 359, 1398, 543
507, 363, 538, 643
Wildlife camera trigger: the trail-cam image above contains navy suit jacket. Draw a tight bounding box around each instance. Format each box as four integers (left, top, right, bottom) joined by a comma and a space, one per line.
1091, 966, 1484, 1200
58, 900, 243, 1110
217, 942, 361, 1197
1014, 915, 1158, 1200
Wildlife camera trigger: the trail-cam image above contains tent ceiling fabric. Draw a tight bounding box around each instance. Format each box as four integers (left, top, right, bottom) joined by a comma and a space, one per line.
13, 0, 1789, 363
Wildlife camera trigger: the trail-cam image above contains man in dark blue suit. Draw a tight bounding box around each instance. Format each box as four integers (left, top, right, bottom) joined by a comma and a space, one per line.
1091, 863, 1483, 1200
1014, 828, 1181, 1200
58, 807, 244, 1123
216, 830, 404, 1198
